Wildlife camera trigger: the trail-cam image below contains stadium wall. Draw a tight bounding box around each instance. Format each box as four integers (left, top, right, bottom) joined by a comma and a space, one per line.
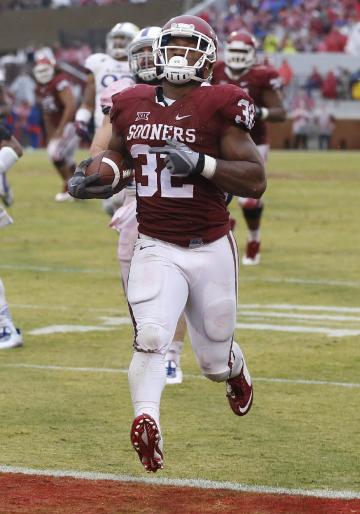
0, 1, 184, 52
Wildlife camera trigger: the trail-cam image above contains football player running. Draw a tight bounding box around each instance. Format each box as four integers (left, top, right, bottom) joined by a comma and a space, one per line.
91, 26, 187, 385
33, 49, 80, 202
69, 16, 266, 473
0, 71, 23, 206
75, 22, 139, 140
213, 30, 286, 265
0, 79, 23, 348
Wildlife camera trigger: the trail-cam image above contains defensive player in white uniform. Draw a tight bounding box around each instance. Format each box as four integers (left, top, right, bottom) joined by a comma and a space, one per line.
69, 15, 266, 473
75, 22, 139, 138
0, 124, 23, 349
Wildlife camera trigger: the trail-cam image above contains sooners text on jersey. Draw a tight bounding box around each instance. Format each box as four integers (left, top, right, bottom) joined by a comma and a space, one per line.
212, 61, 282, 145
36, 73, 71, 127
110, 84, 255, 247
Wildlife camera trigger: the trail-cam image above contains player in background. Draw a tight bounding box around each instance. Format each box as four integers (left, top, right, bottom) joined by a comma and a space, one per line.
0, 84, 23, 348
75, 22, 139, 141
0, 70, 23, 206
0, 268, 23, 349
212, 30, 286, 265
92, 26, 187, 385
33, 49, 80, 202
69, 15, 266, 473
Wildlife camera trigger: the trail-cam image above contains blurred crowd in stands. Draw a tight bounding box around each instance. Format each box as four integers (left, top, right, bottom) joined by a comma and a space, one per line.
1, 0, 360, 149
276, 59, 360, 100
201, 0, 360, 54
1, 0, 147, 9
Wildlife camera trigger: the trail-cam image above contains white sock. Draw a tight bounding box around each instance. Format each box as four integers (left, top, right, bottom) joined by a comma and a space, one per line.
0, 147, 19, 174
248, 229, 260, 242
165, 340, 183, 366
128, 352, 166, 427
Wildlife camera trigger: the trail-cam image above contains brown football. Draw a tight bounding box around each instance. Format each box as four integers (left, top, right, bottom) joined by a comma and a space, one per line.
85, 150, 132, 194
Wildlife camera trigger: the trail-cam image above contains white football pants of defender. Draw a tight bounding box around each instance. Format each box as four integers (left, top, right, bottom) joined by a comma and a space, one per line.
109, 192, 138, 293
47, 123, 80, 165
238, 144, 268, 208
127, 232, 245, 425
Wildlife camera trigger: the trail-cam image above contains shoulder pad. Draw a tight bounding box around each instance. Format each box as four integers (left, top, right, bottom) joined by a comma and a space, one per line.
84, 53, 109, 74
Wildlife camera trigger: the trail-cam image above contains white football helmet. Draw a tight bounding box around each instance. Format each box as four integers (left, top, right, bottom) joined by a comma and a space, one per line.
106, 22, 140, 60
128, 26, 161, 82
33, 48, 56, 84
153, 15, 217, 85
224, 31, 258, 71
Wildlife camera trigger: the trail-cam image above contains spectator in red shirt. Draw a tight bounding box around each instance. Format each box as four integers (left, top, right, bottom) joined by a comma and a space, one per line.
278, 58, 293, 86
322, 71, 338, 99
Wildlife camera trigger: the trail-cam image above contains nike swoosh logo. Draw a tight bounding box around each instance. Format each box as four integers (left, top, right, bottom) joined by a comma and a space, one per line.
238, 389, 253, 414
175, 114, 192, 120
140, 245, 155, 250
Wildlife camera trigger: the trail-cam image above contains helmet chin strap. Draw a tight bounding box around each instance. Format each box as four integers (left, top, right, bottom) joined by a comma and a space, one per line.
164, 55, 195, 84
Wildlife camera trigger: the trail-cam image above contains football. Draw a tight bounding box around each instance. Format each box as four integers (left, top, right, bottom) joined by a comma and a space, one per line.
85, 150, 132, 193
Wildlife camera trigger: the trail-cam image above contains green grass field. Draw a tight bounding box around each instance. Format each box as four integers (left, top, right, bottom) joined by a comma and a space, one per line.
0, 150, 359, 493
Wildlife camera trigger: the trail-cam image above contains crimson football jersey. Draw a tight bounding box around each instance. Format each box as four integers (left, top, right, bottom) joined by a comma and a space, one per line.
110, 83, 255, 247
212, 61, 282, 145
36, 73, 73, 127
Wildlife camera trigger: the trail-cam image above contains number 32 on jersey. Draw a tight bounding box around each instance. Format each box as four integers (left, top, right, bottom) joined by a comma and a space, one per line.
131, 144, 194, 198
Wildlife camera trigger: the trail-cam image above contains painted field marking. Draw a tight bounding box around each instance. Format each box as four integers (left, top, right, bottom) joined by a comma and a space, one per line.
2, 263, 359, 287
11, 302, 360, 314
28, 325, 116, 335
11, 303, 127, 314
236, 323, 360, 337
2, 363, 359, 389
240, 304, 360, 313
239, 310, 360, 322
27, 317, 360, 338
0, 465, 359, 500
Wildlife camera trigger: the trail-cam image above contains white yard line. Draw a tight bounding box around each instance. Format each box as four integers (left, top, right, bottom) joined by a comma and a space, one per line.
0, 264, 115, 274
12, 302, 360, 315
2, 263, 359, 287
2, 363, 359, 388
235, 322, 360, 337
239, 310, 360, 322
11, 303, 126, 314
0, 465, 359, 500
243, 277, 360, 288
240, 304, 360, 313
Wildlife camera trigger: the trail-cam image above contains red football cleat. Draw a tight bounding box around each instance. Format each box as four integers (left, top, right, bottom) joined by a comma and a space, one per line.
242, 240, 260, 266
130, 414, 164, 472
226, 359, 253, 416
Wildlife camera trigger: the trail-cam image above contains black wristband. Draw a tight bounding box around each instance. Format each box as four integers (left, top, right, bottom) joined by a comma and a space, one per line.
194, 152, 205, 175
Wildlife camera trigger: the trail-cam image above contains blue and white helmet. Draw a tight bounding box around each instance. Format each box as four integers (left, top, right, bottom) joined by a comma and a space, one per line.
106, 22, 140, 60
128, 26, 161, 82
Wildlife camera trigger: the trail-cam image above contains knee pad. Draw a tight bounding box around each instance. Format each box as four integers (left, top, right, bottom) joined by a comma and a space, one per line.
202, 341, 244, 383
135, 323, 171, 354
203, 298, 236, 343
204, 369, 231, 383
